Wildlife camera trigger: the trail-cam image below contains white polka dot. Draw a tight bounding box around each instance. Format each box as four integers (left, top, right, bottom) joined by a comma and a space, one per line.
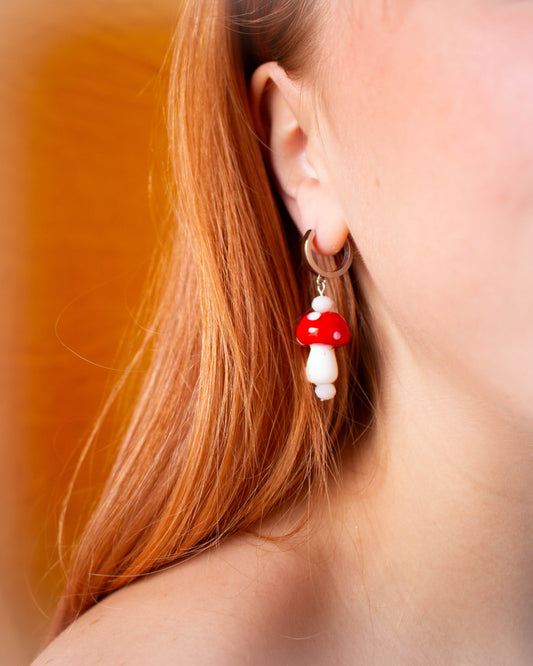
309, 327, 318, 334
333, 331, 341, 340
307, 312, 321, 321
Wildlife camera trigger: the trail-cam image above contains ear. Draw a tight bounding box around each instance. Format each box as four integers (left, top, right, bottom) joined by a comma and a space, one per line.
249, 62, 349, 256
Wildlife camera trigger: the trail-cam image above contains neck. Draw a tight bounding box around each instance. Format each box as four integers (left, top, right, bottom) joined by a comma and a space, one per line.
314, 312, 533, 663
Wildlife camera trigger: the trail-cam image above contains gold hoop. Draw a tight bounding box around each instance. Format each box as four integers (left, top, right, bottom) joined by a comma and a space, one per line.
301, 229, 354, 278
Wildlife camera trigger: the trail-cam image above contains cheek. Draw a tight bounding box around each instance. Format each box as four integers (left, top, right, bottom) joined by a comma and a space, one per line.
329, 6, 533, 415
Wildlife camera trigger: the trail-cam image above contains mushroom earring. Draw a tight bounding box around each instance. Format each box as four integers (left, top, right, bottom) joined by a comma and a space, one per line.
296, 229, 353, 401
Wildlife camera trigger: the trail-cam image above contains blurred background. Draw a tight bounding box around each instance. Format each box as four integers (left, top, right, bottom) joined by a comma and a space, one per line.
0, 1, 178, 662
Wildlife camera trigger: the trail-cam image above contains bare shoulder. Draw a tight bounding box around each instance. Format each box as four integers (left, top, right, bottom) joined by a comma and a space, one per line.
31, 529, 328, 665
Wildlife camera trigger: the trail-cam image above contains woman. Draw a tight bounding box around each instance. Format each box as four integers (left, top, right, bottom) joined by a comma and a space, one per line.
32, 0, 532, 663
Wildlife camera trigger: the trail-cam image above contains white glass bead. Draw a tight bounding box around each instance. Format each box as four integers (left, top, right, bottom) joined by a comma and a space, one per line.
315, 383, 336, 401
311, 296, 334, 313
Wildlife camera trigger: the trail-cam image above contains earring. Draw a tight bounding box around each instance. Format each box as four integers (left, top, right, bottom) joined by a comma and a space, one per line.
296, 229, 353, 401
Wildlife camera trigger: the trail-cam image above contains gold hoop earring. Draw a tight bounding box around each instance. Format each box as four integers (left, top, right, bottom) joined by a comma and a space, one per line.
301, 228, 353, 279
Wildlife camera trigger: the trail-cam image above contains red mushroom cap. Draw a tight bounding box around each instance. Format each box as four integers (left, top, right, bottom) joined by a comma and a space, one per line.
296, 311, 350, 347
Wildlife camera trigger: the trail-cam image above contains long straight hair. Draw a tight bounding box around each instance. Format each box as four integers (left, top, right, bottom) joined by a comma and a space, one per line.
48, 0, 379, 639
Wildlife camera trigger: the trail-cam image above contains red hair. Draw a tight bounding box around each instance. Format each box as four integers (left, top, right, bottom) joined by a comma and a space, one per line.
48, 0, 379, 640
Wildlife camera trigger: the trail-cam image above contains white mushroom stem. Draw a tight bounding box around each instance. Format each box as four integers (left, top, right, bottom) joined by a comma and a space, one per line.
305, 343, 338, 385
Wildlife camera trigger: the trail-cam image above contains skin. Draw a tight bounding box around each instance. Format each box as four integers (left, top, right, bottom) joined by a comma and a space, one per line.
249, 0, 533, 662
32, 1, 533, 663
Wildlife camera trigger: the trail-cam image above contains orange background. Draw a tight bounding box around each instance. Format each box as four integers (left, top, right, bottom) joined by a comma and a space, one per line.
0, 2, 177, 662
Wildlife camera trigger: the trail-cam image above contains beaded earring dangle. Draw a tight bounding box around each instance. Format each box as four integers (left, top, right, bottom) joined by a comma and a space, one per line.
296, 229, 354, 401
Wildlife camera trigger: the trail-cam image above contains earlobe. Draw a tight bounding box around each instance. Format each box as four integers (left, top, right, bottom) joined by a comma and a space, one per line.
296, 178, 349, 256
249, 62, 349, 256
